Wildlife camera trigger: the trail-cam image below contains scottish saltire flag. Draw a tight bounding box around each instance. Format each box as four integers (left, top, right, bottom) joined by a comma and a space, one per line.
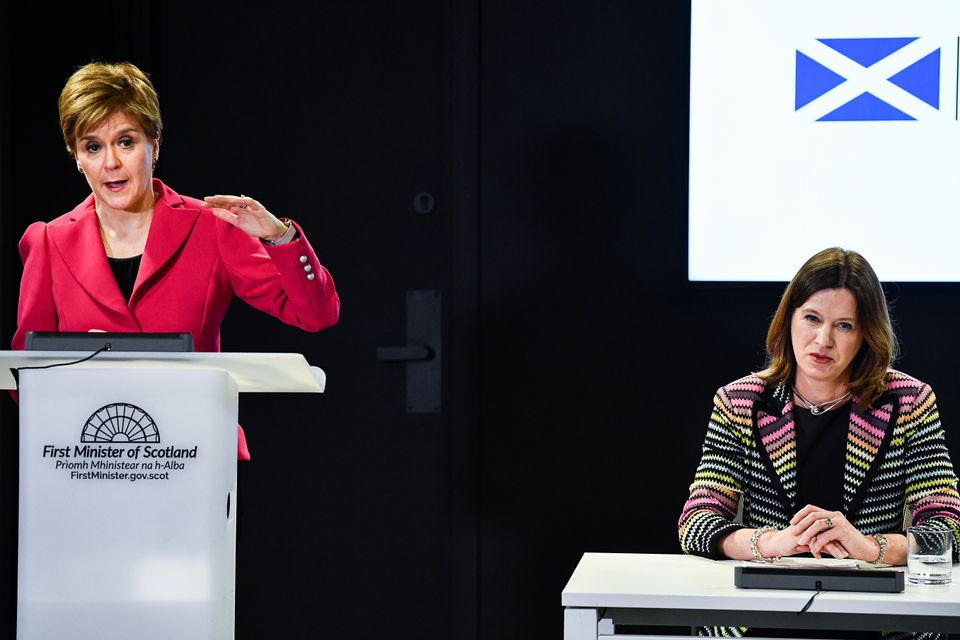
795, 37, 941, 121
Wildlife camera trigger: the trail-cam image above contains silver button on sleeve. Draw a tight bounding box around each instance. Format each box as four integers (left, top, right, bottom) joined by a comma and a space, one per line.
306, 273, 316, 281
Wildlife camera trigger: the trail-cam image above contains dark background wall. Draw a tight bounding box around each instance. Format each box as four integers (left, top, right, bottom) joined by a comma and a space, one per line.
1, 2, 958, 639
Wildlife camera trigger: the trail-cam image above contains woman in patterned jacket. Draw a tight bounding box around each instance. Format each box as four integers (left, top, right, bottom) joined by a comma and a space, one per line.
678, 247, 960, 635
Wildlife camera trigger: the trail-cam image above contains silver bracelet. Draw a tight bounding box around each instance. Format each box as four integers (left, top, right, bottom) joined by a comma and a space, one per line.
750, 526, 780, 563
871, 533, 887, 565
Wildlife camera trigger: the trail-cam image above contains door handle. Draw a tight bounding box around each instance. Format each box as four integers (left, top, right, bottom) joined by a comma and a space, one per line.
375, 289, 441, 413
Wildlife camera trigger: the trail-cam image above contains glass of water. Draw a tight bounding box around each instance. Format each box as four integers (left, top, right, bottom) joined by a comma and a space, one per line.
907, 526, 953, 585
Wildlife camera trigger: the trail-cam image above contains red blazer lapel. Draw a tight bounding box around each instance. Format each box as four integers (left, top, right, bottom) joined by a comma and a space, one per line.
130, 188, 200, 306
46, 200, 134, 322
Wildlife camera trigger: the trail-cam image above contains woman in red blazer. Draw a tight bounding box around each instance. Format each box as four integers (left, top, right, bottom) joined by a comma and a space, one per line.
12, 62, 340, 460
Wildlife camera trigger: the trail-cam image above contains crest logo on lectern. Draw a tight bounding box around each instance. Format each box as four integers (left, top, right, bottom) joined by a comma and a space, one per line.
81, 403, 160, 443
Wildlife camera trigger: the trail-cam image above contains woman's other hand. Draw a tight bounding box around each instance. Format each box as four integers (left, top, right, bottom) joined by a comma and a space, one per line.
202, 194, 289, 242
720, 526, 815, 560
753, 527, 816, 560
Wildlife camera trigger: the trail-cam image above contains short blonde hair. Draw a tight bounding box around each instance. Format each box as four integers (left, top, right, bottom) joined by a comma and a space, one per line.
58, 61, 162, 156
759, 247, 897, 409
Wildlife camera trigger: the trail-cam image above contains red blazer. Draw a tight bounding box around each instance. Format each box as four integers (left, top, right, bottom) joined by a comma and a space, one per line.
12, 179, 340, 459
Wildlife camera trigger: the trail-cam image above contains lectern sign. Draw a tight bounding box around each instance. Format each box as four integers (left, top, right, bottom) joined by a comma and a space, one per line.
6, 352, 322, 640
39, 401, 199, 482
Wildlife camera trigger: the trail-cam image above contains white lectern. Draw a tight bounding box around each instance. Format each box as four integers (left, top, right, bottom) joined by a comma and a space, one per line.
0, 351, 326, 640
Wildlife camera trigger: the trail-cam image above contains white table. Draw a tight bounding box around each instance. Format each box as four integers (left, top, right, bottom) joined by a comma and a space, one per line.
562, 553, 960, 640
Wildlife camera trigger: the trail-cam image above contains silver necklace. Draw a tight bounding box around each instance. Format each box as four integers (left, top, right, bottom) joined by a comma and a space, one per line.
792, 386, 851, 415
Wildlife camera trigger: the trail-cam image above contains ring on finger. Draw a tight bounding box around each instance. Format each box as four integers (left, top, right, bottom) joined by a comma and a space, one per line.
824, 517, 834, 529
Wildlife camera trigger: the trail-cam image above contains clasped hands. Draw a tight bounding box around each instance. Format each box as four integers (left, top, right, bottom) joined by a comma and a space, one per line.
757, 504, 882, 562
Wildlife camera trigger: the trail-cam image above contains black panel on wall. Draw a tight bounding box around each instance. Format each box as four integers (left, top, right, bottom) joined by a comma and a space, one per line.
140, 2, 460, 638
147, 4, 460, 639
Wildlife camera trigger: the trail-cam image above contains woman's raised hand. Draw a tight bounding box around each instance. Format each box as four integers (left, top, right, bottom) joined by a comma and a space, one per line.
202, 194, 289, 242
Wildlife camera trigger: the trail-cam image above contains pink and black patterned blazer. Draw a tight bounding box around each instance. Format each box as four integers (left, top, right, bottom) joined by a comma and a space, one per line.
679, 370, 960, 561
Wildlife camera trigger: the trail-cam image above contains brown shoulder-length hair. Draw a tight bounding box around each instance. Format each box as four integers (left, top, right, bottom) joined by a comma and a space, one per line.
758, 247, 897, 409
58, 61, 162, 156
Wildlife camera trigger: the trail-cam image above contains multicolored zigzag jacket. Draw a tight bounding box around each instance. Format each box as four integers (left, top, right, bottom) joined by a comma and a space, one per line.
679, 370, 960, 562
